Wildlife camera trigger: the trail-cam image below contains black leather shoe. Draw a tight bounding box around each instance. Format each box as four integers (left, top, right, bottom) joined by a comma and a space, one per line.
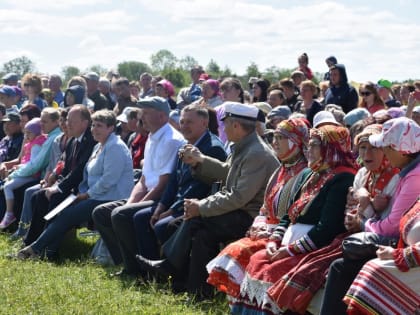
135, 255, 175, 278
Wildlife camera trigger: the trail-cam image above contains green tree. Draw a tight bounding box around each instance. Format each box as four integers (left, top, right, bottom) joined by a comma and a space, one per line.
86, 64, 108, 76
150, 49, 177, 73
162, 68, 186, 88
220, 65, 233, 78
2, 56, 35, 78
263, 65, 282, 83
206, 59, 221, 78
117, 61, 151, 81
61, 65, 80, 85
178, 55, 199, 71
246, 62, 260, 78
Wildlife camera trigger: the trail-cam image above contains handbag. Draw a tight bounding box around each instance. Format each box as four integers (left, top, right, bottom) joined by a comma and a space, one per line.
342, 232, 379, 261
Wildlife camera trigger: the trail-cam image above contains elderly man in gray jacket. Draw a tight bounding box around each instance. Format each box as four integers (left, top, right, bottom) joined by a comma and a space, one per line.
137, 102, 279, 299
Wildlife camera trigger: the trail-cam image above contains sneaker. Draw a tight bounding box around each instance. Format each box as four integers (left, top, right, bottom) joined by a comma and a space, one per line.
0, 212, 16, 229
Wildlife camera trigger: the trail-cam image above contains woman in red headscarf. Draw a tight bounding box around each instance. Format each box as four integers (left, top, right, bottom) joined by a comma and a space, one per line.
231, 125, 357, 315
206, 118, 310, 298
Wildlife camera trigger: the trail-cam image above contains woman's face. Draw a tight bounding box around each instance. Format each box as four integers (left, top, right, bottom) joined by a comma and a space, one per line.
359, 88, 374, 105
252, 83, 262, 98
306, 137, 322, 168
202, 83, 215, 100
66, 93, 75, 106
358, 141, 384, 171
154, 85, 168, 98
221, 85, 240, 102
382, 146, 406, 168
23, 82, 36, 97
272, 133, 293, 160
300, 86, 314, 101
91, 120, 114, 144
59, 116, 68, 134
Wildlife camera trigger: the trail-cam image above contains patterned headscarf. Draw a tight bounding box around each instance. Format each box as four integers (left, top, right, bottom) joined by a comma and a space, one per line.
274, 118, 310, 162
310, 125, 357, 171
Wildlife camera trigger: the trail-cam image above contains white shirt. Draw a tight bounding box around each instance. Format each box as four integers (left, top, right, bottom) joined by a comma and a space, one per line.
142, 122, 186, 190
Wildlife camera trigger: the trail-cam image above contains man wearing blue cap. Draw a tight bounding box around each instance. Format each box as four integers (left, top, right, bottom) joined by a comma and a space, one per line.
2, 73, 18, 86
137, 102, 280, 299
0, 86, 19, 115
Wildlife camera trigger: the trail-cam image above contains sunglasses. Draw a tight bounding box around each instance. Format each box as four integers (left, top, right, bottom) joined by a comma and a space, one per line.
360, 91, 372, 97
23, 83, 33, 87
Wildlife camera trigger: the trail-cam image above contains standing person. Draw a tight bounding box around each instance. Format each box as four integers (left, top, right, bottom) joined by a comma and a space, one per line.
279, 79, 299, 112
252, 79, 270, 103
137, 102, 280, 299
48, 74, 64, 106
296, 53, 313, 80
155, 79, 177, 109
358, 81, 386, 114
176, 65, 204, 109
112, 77, 138, 115
320, 117, 420, 315
324, 64, 359, 113
323, 56, 337, 81
139, 73, 153, 98
82, 72, 109, 112
17, 110, 133, 260
293, 80, 324, 126
98, 78, 116, 110
194, 79, 223, 109
21, 74, 47, 110
377, 79, 400, 108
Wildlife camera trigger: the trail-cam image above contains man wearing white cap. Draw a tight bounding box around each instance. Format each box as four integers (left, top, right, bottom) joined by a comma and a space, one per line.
137, 102, 279, 299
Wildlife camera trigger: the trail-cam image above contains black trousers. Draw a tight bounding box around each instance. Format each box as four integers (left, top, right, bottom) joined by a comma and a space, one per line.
163, 209, 253, 297
24, 190, 68, 246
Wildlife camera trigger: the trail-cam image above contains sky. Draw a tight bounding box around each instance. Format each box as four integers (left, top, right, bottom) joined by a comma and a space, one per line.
1, 0, 419, 82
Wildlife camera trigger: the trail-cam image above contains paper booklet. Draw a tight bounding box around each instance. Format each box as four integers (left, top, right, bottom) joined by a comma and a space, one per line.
44, 194, 77, 221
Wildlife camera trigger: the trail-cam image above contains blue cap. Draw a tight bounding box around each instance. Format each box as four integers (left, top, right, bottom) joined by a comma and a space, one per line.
0, 85, 17, 97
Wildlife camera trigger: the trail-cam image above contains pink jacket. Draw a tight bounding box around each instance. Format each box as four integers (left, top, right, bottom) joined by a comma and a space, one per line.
364, 160, 420, 237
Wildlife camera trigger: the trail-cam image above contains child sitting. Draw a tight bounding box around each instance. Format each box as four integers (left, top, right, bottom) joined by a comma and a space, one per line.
0, 118, 47, 229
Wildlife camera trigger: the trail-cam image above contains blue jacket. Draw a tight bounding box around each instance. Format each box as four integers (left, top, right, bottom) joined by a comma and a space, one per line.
159, 131, 227, 213
78, 133, 133, 201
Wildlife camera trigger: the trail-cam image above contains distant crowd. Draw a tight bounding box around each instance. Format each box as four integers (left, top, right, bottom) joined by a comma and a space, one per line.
0, 52, 419, 315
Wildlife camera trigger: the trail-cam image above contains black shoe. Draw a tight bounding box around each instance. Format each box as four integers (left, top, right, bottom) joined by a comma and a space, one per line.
135, 255, 175, 278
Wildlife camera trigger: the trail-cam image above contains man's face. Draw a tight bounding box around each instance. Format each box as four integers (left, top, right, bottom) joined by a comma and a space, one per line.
0, 93, 13, 107
223, 117, 236, 142
140, 107, 163, 133
4, 121, 20, 136
140, 76, 152, 90
180, 110, 207, 143
329, 69, 341, 86
40, 112, 58, 134
66, 109, 88, 138
267, 91, 283, 107
49, 77, 61, 91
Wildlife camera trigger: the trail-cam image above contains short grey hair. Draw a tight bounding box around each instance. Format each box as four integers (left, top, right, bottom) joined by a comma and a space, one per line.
91, 109, 116, 127
98, 77, 111, 90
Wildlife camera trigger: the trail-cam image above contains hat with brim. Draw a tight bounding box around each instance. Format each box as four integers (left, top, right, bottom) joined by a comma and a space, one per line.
137, 96, 170, 115
117, 106, 136, 123
313, 111, 340, 128
2, 112, 21, 123
221, 102, 259, 121
0, 85, 17, 97
253, 102, 272, 116
369, 117, 420, 154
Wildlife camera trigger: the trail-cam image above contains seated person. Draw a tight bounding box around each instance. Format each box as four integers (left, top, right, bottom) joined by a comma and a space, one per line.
231, 125, 357, 315
0, 112, 24, 164
0, 118, 46, 229
344, 196, 420, 315
17, 110, 133, 260
321, 117, 420, 314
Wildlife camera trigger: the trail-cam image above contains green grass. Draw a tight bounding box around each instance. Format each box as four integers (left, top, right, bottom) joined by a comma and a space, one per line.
0, 230, 229, 314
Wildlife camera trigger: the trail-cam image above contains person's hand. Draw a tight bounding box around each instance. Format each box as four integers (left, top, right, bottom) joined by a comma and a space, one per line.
344, 209, 362, 233
183, 198, 200, 220
46, 173, 57, 188
150, 213, 160, 227
266, 241, 279, 258
0, 163, 8, 180
44, 187, 59, 200
345, 187, 359, 213
371, 194, 390, 213
179, 145, 204, 167
75, 193, 89, 202
376, 245, 394, 260
357, 188, 371, 212
269, 247, 289, 262
158, 209, 173, 220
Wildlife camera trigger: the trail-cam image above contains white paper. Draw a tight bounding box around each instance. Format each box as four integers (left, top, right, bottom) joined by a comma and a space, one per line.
44, 194, 77, 221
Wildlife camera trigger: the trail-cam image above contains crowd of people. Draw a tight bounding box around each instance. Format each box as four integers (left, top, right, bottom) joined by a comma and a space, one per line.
0, 52, 419, 315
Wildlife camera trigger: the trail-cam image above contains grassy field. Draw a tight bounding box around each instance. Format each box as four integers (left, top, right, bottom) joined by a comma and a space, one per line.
0, 230, 229, 315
